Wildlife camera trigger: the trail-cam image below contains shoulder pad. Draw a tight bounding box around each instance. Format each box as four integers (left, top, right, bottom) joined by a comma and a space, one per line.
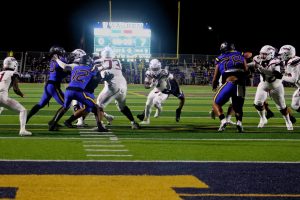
288, 56, 300, 66
145, 70, 153, 77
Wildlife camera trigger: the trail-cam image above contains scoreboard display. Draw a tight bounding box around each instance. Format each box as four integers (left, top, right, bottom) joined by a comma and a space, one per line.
94, 22, 151, 60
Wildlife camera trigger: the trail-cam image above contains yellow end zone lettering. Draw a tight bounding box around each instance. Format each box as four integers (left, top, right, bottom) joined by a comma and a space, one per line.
0, 175, 208, 199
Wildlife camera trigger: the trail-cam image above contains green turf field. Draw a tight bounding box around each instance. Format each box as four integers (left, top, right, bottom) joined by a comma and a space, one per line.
1, 83, 300, 161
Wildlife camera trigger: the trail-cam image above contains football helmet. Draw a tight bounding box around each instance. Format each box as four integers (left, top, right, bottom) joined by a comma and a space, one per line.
49, 46, 66, 57
101, 46, 115, 59
3, 57, 18, 71
92, 52, 100, 60
70, 49, 86, 63
149, 59, 162, 76
220, 42, 235, 53
259, 45, 276, 61
78, 55, 93, 66
279, 45, 296, 61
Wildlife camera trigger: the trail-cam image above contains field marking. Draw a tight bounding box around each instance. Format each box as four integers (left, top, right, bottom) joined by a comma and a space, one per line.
0, 159, 299, 163
82, 140, 120, 143
80, 134, 115, 137
179, 193, 300, 197
83, 145, 124, 147
85, 149, 128, 152
119, 138, 300, 141
1, 136, 300, 142
86, 154, 133, 157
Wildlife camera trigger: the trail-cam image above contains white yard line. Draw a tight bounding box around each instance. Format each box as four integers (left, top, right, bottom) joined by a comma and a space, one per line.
83, 144, 124, 147
86, 154, 133, 157
85, 149, 128, 152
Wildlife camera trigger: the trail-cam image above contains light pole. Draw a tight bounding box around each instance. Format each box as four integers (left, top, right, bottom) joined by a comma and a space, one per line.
109, 0, 112, 22
176, 1, 180, 59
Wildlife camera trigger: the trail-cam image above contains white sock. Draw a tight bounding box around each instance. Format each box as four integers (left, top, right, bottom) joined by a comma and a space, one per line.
257, 110, 266, 118
20, 109, 27, 131
283, 114, 291, 123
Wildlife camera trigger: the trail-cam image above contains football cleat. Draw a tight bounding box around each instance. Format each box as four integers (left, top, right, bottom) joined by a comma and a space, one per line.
286, 122, 293, 131
236, 121, 244, 133
218, 119, 227, 132
140, 120, 150, 125
257, 117, 268, 128
64, 121, 76, 128
131, 121, 141, 129
105, 114, 115, 125
19, 130, 32, 136
96, 126, 109, 132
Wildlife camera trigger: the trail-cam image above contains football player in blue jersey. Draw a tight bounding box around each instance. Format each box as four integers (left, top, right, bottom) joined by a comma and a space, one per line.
212, 42, 248, 132
26, 46, 68, 125
48, 55, 107, 132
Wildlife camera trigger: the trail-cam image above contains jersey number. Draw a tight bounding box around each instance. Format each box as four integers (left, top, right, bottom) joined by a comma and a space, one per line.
72, 70, 89, 83
104, 60, 121, 70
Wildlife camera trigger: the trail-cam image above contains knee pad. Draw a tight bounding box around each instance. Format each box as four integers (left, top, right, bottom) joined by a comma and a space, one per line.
254, 104, 264, 111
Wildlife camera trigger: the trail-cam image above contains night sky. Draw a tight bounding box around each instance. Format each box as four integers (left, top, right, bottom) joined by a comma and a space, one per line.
1, 0, 299, 55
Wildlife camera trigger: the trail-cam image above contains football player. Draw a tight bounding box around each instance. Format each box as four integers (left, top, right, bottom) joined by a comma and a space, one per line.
248, 45, 293, 130
48, 55, 107, 132
26, 46, 68, 125
96, 46, 140, 129
212, 42, 248, 132
137, 59, 185, 124
0, 57, 31, 136
280, 45, 300, 112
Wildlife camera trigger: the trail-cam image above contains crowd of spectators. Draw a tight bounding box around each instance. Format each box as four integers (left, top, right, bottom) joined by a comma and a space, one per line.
0, 52, 291, 87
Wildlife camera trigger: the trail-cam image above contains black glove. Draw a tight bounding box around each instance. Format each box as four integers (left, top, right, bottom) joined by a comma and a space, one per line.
103, 72, 114, 81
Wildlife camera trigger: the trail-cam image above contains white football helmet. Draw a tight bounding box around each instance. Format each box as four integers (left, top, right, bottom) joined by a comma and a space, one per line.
3, 57, 18, 71
259, 45, 276, 61
279, 45, 296, 61
149, 59, 162, 76
71, 49, 86, 63
101, 46, 115, 59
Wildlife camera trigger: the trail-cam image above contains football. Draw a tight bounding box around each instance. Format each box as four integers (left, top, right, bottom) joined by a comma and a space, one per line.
244, 52, 253, 59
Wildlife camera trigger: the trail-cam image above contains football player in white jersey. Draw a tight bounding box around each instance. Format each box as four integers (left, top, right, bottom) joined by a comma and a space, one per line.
96, 46, 140, 129
279, 45, 300, 112
248, 45, 293, 130
137, 59, 185, 124
0, 57, 31, 136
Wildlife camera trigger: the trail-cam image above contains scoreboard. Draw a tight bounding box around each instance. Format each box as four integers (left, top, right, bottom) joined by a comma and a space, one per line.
94, 22, 151, 60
